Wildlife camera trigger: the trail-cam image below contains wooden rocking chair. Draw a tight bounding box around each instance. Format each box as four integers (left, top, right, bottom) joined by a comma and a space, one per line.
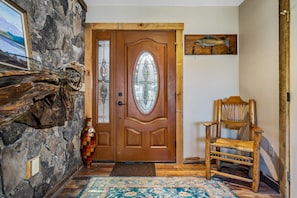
203, 96, 263, 192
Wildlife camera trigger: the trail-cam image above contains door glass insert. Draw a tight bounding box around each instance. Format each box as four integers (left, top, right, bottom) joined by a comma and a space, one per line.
133, 51, 158, 114
98, 40, 110, 123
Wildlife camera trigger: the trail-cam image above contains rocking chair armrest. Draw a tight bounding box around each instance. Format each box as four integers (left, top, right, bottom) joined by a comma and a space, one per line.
252, 125, 264, 134
252, 125, 263, 149
203, 121, 218, 127
204, 122, 218, 140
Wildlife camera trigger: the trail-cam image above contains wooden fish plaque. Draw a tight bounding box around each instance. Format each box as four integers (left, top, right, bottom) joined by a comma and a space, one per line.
184, 34, 237, 55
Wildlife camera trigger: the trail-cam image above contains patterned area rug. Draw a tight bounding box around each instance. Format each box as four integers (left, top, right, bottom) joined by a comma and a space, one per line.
78, 176, 238, 198
110, 162, 156, 176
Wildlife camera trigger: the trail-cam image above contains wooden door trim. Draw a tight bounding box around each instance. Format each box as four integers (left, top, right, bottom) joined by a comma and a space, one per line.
279, 0, 290, 196
84, 23, 184, 164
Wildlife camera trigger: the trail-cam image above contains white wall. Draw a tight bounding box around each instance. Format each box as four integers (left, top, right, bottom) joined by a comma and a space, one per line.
86, 6, 240, 159
290, 0, 297, 197
239, 0, 279, 181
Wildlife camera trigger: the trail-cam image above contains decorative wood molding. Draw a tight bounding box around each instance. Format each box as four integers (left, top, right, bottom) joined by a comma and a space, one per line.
86, 23, 184, 30
78, 0, 87, 12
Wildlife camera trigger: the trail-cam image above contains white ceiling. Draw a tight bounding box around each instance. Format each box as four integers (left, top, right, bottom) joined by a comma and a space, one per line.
84, 0, 245, 7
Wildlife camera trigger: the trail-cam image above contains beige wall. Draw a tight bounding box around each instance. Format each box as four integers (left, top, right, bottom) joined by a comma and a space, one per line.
239, 0, 279, 180
86, 6, 240, 159
86, 0, 292, 192
290, 0, 297, 196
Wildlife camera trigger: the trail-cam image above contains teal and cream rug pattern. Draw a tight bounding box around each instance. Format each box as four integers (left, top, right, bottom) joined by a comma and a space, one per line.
78, 176, 238, 198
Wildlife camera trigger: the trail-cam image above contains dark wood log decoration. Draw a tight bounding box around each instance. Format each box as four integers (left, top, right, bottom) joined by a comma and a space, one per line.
0, 62, 84, 129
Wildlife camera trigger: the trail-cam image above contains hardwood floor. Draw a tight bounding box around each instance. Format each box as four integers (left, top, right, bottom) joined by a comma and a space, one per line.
49, 163, 282, 198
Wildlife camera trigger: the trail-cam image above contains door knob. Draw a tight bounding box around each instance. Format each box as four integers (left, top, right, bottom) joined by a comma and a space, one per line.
118, 101, 125, 106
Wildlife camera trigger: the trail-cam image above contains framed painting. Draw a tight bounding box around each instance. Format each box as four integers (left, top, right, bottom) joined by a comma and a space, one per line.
184, 34, 237, 55
0, 0, 31, 70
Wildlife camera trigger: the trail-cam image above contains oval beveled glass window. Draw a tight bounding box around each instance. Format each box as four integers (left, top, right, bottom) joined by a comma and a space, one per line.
133, 52, 158, 114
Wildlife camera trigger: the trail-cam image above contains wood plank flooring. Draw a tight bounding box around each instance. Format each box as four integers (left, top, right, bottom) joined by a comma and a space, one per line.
49, 163, 282, 198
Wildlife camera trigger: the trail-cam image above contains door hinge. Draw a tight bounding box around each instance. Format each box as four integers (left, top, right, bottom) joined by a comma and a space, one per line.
287, 92, 290, 102
280, 10, 290, 23
287, 171, 291, 183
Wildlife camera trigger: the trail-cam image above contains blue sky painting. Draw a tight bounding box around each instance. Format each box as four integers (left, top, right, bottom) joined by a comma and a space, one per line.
0, 0, 28, 69
0, 0, 23, 35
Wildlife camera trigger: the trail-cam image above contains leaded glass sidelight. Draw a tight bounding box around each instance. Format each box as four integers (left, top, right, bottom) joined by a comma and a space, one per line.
98, 40, 110, 123
133, 52, 159, 114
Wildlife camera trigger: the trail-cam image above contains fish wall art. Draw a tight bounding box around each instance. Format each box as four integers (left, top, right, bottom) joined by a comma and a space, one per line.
184, 34, 237, 55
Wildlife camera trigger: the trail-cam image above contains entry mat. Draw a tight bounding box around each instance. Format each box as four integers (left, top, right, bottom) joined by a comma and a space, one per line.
110, 162, 156, 176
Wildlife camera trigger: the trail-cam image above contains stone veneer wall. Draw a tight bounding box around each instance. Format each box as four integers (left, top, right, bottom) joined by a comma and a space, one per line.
0, 0, 85, 197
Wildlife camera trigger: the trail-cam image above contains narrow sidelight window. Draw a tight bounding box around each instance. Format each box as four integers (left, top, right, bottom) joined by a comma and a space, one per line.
98, 40, 110, 123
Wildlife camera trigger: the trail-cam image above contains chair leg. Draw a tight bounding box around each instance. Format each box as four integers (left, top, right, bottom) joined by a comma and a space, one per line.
205, 126, 211, 180
252, 131, 262, 192
205, 153, 211, 179
248, 167, 253, 178
252, 170, 260, 192
216, 159, 221, 171
252, 150, 260, 192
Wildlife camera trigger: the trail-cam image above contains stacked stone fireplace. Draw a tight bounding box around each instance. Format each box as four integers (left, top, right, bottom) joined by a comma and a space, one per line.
0, 0, 86, 197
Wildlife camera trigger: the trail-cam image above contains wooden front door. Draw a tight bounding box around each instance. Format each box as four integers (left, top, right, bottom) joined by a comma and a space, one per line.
116, 31, 176, 162
93, 30, 176, 162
